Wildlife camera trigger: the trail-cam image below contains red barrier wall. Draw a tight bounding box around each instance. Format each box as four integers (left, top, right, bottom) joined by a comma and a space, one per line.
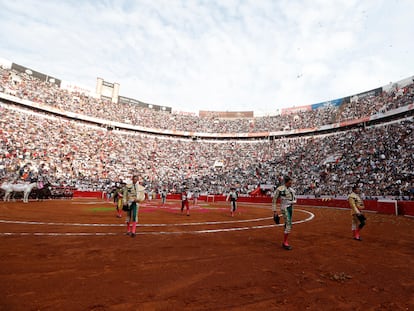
398, 201, 414, 217
73, 191, 104, 199
297, 198, 399, 215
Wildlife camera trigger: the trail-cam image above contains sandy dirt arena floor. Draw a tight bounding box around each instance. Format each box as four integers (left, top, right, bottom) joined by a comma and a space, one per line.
0, 198, 413, 311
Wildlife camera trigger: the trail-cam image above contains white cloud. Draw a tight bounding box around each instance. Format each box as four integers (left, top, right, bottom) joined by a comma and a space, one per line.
0, 0, 413, 116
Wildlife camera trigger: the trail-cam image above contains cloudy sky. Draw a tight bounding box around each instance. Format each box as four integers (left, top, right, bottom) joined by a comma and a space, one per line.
0, 0, 413, 115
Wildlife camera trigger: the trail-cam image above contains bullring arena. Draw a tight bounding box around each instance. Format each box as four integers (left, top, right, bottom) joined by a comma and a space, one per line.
1, 61, 414, 311
0, 196, 413, 310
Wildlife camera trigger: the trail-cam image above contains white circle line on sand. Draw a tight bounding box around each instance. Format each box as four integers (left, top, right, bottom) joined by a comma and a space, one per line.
0, 208, 313, 227
0, 217, 271, 227
0, 209, 314, 235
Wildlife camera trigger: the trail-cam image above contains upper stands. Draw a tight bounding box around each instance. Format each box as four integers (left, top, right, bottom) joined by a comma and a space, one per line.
2, 66, 413, 134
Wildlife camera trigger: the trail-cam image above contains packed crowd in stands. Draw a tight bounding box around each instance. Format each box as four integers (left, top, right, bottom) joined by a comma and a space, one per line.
1, 66, 413, 133
1, 103, 413, 199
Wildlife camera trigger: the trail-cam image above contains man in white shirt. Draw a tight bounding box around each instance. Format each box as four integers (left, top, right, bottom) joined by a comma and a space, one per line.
123, 174, 146, 237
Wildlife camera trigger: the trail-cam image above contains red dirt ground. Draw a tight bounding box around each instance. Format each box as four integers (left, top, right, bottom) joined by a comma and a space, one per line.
0, 198, 413, 311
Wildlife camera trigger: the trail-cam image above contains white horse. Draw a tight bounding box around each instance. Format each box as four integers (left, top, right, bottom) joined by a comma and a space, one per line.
1, 182, 38, 203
